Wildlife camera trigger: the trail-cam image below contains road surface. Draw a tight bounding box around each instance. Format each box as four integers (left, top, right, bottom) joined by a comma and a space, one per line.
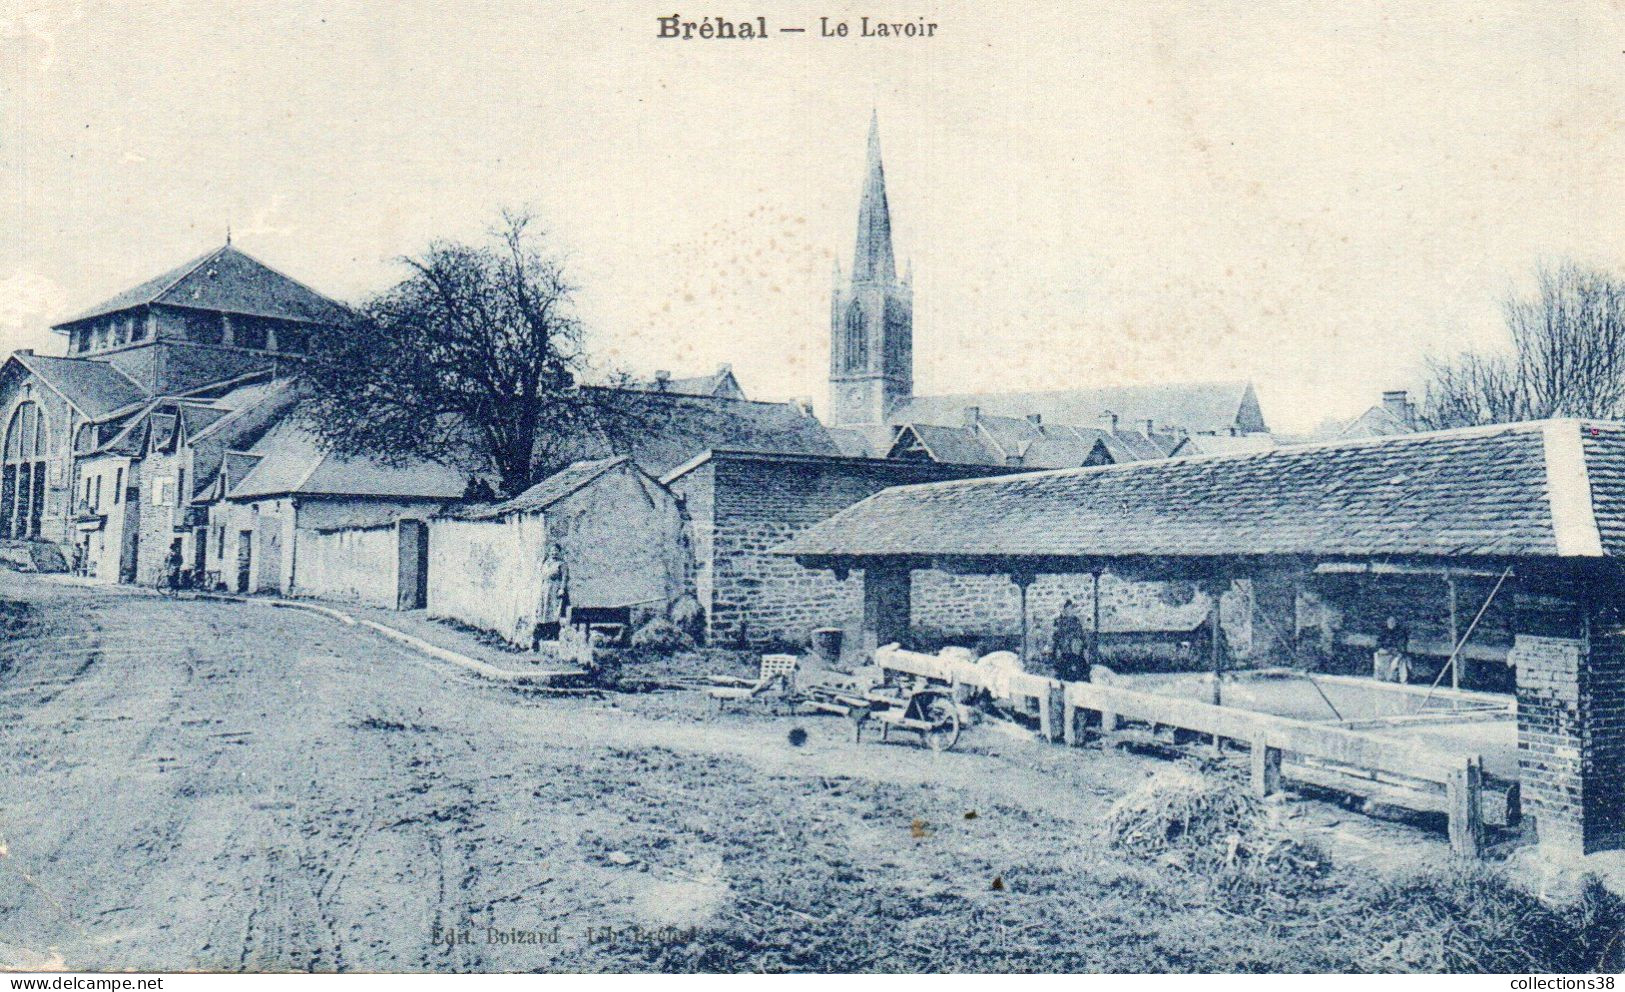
0, 571, 1450, 972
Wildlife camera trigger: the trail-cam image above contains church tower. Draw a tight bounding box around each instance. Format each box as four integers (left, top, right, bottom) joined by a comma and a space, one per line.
829, 113, 913, 428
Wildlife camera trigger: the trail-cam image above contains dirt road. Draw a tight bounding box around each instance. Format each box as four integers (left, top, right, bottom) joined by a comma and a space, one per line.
0, 571, 1453, 972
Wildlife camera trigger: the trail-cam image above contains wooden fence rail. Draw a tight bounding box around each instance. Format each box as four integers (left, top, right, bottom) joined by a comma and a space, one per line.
874, 647, 1486, 857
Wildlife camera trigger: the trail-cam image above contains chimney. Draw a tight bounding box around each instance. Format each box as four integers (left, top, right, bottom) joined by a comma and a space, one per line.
962, 406, 981, 427
1144, 419, 1155, 436
16, 348, 31, 356
654, 370, 671, 392
1101, 410, 1119, 431
716, 363, 732, 375
792, 397, 815, 417
1025, 413, 1042, 426
1382, 389, 1415, 427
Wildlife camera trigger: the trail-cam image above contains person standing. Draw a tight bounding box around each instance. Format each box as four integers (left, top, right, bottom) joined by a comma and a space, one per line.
1051, 599, 1089, 682
1374, 614, 1411, 683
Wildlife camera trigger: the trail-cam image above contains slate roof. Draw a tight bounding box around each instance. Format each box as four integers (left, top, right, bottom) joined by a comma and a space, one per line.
55, 244, 352, 328
1336, 405, 1418, 441
228, 419, 466, 501
891, 423, 1001, 465
825, 427, 876, 459
627, 365, 745, 400
1169, 433, 1277, 457
888, 380, 1265, 436
462, 457, 630, 520
5, 353, 148, 418
574, 388, 841, 476
780, 420, 1624, 563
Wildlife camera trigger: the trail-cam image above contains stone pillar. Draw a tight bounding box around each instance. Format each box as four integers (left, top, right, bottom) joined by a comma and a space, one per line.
861, 562, 912, 655
1515, 566, 1625, 857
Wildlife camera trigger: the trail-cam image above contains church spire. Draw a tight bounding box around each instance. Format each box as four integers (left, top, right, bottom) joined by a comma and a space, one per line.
852, 111, 896, 283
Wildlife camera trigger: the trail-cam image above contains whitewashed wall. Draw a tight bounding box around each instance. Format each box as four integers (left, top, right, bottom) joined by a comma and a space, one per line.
295, 523, 399, 609
427, 514, 551, 646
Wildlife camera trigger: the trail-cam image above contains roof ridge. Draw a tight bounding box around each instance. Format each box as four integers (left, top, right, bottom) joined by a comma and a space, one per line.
1543, 420, 1604, 557
149, 244, 231, 306
870, 418, 1568, 498
210, 245, 356, 319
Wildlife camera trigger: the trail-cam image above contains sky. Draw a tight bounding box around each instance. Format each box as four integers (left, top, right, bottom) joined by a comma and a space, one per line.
2, 1, 1622, 432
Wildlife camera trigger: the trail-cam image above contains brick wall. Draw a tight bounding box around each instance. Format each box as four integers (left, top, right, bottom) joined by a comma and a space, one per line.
1513, 571, 1625, 857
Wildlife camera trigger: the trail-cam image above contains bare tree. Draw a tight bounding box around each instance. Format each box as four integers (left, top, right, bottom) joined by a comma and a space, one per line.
1421, 263, 1625, 428
303, 209, 655, 497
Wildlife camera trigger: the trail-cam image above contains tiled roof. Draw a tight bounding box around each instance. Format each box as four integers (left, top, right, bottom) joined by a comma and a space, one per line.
888, 380, 1264, 436
56, 244, 352, 327
228, 419, 466, 501
780, 420, 1624, 563
462, 457, 629, 519
6, 353, 148, 418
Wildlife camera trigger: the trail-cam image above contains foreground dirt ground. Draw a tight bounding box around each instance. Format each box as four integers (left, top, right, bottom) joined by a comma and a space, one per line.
1, 571, 1471, 972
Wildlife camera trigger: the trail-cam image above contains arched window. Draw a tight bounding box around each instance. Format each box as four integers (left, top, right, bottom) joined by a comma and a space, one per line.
884, 300, 908, 372
1, 400, 49, 539
844, 300, 867, 372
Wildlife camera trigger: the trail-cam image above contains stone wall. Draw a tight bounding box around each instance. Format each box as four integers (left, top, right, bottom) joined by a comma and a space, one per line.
667, 454, 1010, 648
911, 570, 1253, 658
671, 452, 1255, 655
0, 368, 78, 549
296, 523, 399, 608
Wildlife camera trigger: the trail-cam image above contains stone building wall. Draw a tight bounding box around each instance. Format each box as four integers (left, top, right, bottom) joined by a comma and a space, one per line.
671, 451, 1255, 655
0, 370, 78, 549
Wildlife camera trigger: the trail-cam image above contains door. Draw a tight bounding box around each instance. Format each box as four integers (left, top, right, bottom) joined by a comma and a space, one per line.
236, 530, 252, 591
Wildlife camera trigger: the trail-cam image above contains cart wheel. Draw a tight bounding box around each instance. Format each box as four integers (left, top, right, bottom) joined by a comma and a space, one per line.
920, 694, 961, 752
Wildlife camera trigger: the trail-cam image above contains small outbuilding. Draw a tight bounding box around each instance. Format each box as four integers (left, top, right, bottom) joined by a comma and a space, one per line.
427, 457, 689, 648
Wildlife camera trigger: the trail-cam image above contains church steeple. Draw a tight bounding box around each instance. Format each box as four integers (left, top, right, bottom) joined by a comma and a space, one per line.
829, 112, 913, 428
852, 111, 896, 283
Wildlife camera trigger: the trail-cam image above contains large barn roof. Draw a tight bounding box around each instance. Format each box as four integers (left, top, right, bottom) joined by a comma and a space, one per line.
54, 244, 353, 328
780, 420, 1625, 564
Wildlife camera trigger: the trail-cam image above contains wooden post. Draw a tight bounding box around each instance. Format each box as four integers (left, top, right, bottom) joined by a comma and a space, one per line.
1063, 702, 1081, 747
1012, 569, 1034, 665
1250, 736, 1282, 798
1447, 573, 1461, 690
1447, 755, 1484, 858
1040, 680, 1065, 743
1090, 570, 1102, 670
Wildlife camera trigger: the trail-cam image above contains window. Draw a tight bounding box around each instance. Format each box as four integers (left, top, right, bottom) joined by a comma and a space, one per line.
114, 467, 124, 505
131, 314, 148, 342
93, 475, 102, 511
1, 400, 47, 539
234, 316, 268, 350
177, 469, 186, 506
181, 310, 223, 345
152, 477, 172, 507
277, 324, 309, 353
844, 300, 867, 372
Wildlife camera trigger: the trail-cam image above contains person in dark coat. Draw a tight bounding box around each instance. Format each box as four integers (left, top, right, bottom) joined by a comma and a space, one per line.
1051, 599, 1090, 682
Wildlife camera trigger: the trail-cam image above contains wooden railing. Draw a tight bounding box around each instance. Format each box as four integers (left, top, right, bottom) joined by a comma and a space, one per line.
875, 647, 1488, 857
